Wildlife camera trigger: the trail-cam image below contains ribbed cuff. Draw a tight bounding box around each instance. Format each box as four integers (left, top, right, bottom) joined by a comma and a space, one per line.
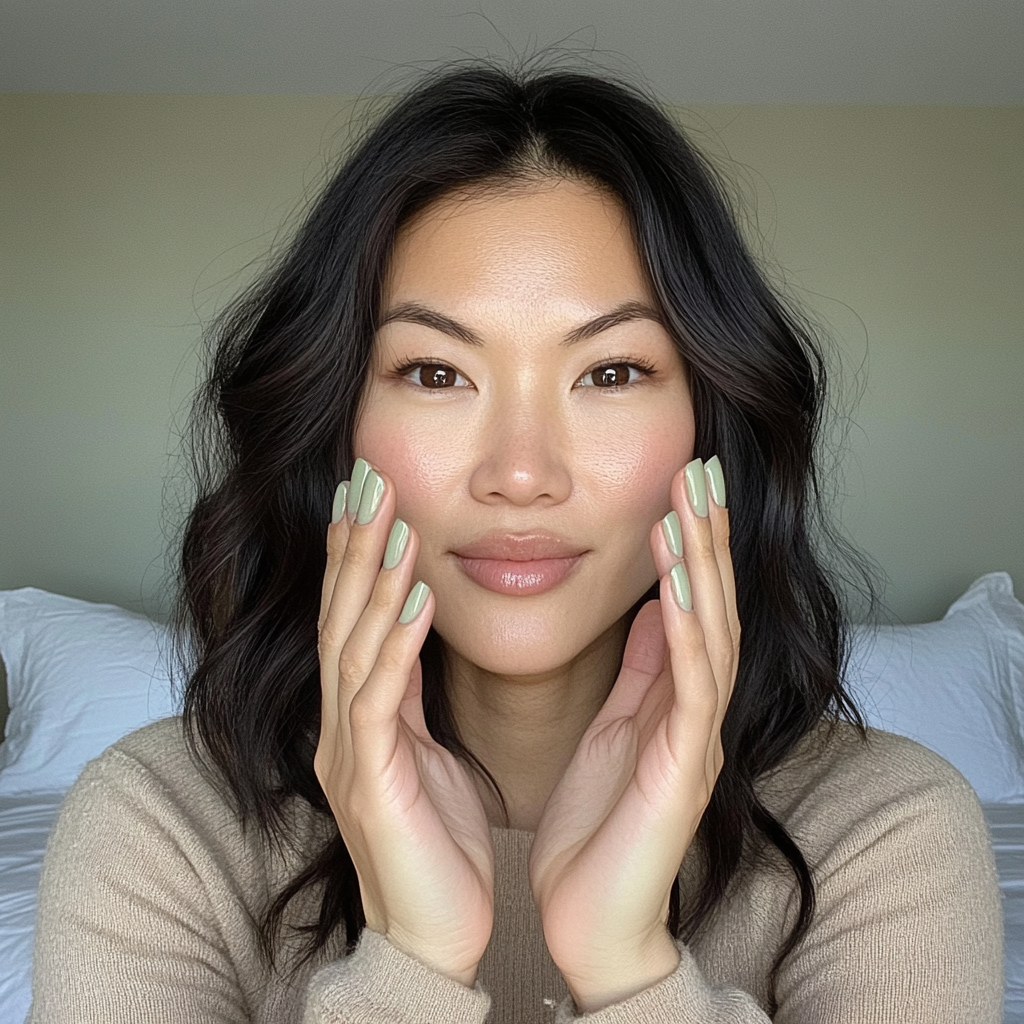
553, 944, 767, 1024
303, 928, 491, 1024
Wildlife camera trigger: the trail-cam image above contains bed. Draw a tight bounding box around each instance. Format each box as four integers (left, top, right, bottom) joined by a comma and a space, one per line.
1, 574, 1022, 1022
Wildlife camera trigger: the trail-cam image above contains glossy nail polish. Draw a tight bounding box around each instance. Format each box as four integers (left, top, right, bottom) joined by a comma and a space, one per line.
357, 471, 385, 524
684, 458, 708, 518
399, 581, 430, 624
384, 519, 410, 569
704, 455, 727, 509
331, 482, 349, 524
661, 510, 682, 558
670, 562, 692, 611
347, 458, 370, 518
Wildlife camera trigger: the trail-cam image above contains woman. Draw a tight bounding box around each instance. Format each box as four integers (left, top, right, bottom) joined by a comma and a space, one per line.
31, 62, 1002, 1022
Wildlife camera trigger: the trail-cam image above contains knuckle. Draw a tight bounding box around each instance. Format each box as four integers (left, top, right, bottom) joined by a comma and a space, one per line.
374, 641, 408, 682
336, 648, 369, 688
317, 620, 348, 656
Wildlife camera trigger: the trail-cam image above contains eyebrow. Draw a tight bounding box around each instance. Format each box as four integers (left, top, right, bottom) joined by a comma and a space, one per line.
379, 300, 665, 348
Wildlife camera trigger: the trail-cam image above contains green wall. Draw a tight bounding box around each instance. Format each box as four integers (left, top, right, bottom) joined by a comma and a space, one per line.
2, 96, 1022, 640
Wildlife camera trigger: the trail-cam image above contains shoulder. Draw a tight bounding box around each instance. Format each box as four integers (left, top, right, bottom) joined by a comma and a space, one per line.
759, 721, 996, 884
48, 717, 327, 899
59, 717, 236, 844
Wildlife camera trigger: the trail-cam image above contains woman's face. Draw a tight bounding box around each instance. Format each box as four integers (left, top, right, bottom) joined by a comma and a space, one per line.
355, 177, 695, 677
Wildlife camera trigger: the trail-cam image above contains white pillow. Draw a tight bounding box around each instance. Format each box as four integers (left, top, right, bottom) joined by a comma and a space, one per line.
0, 588, 182, 796
845, 572, 1024, 803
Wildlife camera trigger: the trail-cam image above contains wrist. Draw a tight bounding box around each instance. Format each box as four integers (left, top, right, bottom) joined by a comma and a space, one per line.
374, 927, 480, 989
564, 932, 681, 1014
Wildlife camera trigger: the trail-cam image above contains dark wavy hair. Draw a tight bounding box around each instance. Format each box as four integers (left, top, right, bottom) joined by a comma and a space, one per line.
174, 60, 869, 1006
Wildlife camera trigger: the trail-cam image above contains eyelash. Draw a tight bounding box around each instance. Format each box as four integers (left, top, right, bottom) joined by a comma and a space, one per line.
391, 356, 659, 392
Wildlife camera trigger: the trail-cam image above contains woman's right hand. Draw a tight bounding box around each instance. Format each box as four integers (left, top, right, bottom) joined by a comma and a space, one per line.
314, 458, 495, 987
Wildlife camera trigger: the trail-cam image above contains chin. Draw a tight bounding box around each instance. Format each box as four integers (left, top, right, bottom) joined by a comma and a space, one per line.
431, 603, 619, 679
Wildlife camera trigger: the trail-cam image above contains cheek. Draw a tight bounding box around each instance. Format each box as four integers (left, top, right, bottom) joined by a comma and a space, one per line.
579, 404, 696, 520
354, 407, 466, 525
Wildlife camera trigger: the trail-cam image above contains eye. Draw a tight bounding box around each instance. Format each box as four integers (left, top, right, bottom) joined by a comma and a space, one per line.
576, 360, 656, 389
395, 361, 470, 390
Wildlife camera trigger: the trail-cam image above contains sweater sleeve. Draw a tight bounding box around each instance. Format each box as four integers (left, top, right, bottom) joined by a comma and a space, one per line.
552, 732, 1003, 1023
302, 930, 490, 1023
551, 947, 770, 1024
28, 730, 492, 1024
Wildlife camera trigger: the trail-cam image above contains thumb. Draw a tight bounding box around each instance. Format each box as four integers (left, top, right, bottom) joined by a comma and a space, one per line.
595, 600, 667, 723
398, 657, 432, 741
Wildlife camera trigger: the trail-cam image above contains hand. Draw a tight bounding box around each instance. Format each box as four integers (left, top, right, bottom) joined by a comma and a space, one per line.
529, 456, 740, 1013
314, 458, 495, 987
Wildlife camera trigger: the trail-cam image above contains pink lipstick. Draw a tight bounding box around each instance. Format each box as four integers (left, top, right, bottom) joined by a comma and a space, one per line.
451, 532, 587, 596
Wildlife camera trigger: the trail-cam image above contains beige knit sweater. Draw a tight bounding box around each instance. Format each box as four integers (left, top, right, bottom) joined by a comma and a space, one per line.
29, 717, 1003, 1023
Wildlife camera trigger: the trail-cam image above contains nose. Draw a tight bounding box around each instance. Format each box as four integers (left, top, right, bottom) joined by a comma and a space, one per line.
467, 393, 573, 507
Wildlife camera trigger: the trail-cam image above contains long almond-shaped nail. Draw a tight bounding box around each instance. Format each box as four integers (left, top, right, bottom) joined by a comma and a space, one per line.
704, 455, 727, 509
347, 458, 370, 518
384, 519, 410, 569
331, 482, 349, 524
670, 562, 692, 611
661, 510, 682, 558
357, 471, 385, 524
684, 458, 708, 518
399, 581, 430, 624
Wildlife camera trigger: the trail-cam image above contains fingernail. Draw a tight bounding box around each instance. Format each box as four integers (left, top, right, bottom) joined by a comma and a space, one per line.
357, 471, 385, 524
684, 458, 708, 518
399, 581, 430, 624
704, 455, 727, 509
383, 519, 410, 570
347, 458, 370, 518
331, 482, 349, 524
661, 510, 682, 558
670, 562, 692, 611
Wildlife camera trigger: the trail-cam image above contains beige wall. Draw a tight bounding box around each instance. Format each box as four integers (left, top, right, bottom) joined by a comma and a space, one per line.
1, 96, 1022, 646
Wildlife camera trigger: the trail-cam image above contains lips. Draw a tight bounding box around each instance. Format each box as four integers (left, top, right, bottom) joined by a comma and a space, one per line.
452, 532, 587, 561
451, 532, 587, 596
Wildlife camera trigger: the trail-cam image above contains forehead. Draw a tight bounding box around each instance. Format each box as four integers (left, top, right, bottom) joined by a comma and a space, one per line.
383, 178, 655, 312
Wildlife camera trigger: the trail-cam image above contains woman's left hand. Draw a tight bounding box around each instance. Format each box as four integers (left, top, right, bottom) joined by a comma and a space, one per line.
529, 456, 740, 1014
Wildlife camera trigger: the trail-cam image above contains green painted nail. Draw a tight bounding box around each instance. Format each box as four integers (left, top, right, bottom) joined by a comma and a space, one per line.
347, 458, 370, 518
384, 519, 410, 570
684, 458, 708, 518
670, 562, 692, 611
704, 455, 727, 509
661, 510, 682, 558
331, 482, 348, 524
357, 471, 385, 524
399, 581, 430, 624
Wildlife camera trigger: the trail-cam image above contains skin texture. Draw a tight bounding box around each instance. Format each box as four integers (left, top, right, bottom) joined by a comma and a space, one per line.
315, 177, 740, 1012
357, 180, 696, 826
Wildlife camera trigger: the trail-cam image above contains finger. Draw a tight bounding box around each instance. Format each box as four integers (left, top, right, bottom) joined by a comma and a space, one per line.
319, 483, 352, 634
397, 656, 432, 743
348, 585, 435, 777
595, 599, 667, 723
671, 459, 734, 703
704, 456, 740, 663
318, 463, 396, 744
337, 521, 421, 751
658, 568, 722, 772
318, 488, 352, 737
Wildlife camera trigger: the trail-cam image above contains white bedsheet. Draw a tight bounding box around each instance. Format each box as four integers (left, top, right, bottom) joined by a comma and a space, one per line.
985, 803, 1024, 1023
0, 792, 64, 1024
2, 794, 1022, 1022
